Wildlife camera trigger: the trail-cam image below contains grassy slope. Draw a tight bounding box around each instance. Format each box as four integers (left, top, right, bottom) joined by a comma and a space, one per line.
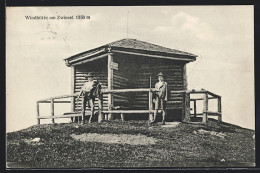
6, 120, 255, 168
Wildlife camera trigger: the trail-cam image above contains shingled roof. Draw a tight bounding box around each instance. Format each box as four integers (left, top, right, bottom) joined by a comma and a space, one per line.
64, 38, 197, 66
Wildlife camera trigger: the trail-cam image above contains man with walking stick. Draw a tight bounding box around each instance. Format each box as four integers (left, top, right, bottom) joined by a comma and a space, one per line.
150, 72, 170, 125
77, 72, 101, 124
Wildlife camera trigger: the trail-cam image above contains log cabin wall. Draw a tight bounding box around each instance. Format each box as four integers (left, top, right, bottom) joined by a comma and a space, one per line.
112, 54, 134, 108
74, 58, 108, 113
113, 53, 185, 110
129, 55, 185, 110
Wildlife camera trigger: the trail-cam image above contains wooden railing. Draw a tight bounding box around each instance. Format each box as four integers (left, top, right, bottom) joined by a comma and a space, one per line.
36, 93, 79, 124
36, 88, 221, 125
188, 89, 222, 125
36, 88, 187, 124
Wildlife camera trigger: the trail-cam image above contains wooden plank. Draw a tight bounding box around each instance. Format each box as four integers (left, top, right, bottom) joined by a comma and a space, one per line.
36, 102, 40, 124
51, 99, 55, 123
107, 53, 114, 120
69, 48, 105, 63
206, 111, 221, 116
38, 93, 78, 102
191, 113, 203, 116
190, 96, 216, 101
194, 100, 197, 117
38, 100, 71, 103
120, 113, 125, 122
102, 110, 150, 114
202, 93, 208, 124
183, 64, 187, 90
72, 52, 108, 66
98, 95, 103, 122
206, 90, 221, 99
218, 97, 222, 125
183, 93, 190, 122
71, 66, 75, 115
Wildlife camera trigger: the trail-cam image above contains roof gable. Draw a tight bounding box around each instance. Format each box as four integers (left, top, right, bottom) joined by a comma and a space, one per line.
107, 38, 196, 57
64, 38, 197, 66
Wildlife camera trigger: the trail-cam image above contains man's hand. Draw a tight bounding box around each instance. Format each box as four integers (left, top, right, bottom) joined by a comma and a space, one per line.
76, 95, 80, 101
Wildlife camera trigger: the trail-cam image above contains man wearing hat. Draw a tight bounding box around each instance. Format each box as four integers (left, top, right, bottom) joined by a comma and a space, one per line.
150, 72, 170, 125
77, 72, 100, 124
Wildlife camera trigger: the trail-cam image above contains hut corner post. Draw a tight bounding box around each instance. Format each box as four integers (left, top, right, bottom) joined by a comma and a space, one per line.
107, 53, 114, 120
182, 63, 190, 122
71, 66, 75, 122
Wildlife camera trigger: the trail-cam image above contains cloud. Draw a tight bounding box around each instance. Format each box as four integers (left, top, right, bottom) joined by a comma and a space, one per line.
154, 12, 214, 41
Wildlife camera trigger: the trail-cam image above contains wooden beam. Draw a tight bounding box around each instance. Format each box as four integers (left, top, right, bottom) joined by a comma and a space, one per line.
111, 50, 195, 62
190, 97, 215, 101
206, 90, 221, 99
149, 90, 153, 121
120, 113, 125, 122
69, 48, 106, 63
102, 110, 151, 114
51, 99, 55, 124
218, 97, 222, 125
194, 100, 197, 118
202, 93, 208, 124
107, 53, 114, 120
71, 66, 75, 113
182, 92, 185, 121
71, 66, 75, 122
98, 94, 104, 122
38, 93, 78, 102
183, 93, 190, 122
71, 53, 108, 66
206, 111, 221, 116
36, 102, 40, 125
183, 64, 187, 90
38, 100, 71, 103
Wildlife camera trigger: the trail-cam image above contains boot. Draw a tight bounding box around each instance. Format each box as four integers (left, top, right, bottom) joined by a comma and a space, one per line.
81, 113, 85, 125
162, 119, 165, 125
162, 111, 166, 125
151, 111, 158, 124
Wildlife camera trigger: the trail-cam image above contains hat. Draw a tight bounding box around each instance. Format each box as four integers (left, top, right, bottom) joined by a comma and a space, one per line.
157, 72, 165, 77
85, 72, 95, 78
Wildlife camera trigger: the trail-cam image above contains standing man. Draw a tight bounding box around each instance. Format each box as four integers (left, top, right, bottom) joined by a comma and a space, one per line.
150, 72, 170, 125
77, 72, 100, 124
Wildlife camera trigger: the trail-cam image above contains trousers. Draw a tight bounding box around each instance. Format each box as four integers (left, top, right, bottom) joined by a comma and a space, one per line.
82, 95, 95, 122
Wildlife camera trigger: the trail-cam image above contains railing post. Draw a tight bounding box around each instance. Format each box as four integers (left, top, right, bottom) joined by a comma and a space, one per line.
51, 99, 55, 124
202, 93, 208, 125
194, 100, 197, 118
120, 113, 125, 122
36, 102, 40, 125
98, 94, 104, 122
218, 97, 222, 125
148, 90, 153, 121
107, 53, 114, 120
182, 92, 185, 121
183, 92, 190, 122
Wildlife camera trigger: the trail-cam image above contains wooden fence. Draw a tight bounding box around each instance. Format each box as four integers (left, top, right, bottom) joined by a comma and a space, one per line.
36, 88, 221, 125
188, 89, 222, 125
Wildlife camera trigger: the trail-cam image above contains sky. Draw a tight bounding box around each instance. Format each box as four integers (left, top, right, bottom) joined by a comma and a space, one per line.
6, 6, 254, 132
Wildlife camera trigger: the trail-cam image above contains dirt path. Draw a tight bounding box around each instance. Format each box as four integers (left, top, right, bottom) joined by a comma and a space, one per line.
71, 133, 158, 145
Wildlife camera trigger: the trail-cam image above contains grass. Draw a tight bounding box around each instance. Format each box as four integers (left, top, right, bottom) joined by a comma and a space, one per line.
6, 120, 255, 168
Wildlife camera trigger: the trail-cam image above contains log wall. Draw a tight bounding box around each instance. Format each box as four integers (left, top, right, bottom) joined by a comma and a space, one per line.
74, 58, 108, 113
73, 53, 186, 113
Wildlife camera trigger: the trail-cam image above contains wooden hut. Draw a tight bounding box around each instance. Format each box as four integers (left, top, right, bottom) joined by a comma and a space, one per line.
64, 38, 197, 121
